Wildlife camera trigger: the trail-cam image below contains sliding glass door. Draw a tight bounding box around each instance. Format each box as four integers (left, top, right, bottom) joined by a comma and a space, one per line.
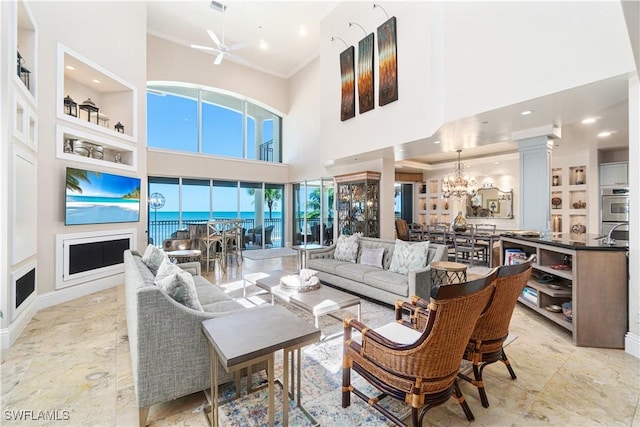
293, 179, 335, 246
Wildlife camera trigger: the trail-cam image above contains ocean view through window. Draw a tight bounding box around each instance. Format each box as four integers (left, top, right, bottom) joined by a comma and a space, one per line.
147, 83, 282, 162
148, 177, 284, 250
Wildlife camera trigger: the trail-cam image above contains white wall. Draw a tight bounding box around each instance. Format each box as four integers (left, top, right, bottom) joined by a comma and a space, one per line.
284, 57, 324, 182
313, 1, 635, 167
147, 35, 288, 115
443, 1, 635, 122
318, 2, 441, 164
30, 1, 147, 296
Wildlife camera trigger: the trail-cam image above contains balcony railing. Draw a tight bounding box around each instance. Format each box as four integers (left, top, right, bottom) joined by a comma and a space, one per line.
148, 218, 284, 249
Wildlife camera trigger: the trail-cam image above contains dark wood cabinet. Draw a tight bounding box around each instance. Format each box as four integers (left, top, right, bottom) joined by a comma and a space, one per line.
335, 171, 380, 238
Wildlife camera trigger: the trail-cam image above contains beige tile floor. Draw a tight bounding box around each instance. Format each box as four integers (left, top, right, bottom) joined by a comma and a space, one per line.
1, 255, 639, 426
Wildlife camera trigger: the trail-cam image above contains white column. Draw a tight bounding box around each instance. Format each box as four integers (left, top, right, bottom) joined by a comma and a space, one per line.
514, 126, 559, 231
626, 75, 639, 357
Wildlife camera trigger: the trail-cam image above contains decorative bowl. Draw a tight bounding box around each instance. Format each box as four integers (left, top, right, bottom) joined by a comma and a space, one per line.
571, 223, 586, 234
545, 304, 562, 313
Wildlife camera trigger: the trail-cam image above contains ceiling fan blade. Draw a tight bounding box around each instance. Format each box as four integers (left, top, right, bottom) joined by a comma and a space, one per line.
207, 29, 223, 49
228, 53, 249, 65
214, 52, 225, 65
227, 41, 248, 52
190, 44, 217, 51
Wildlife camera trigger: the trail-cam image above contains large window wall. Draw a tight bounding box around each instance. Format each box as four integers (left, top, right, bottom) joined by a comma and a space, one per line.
293, 179, 334, 246
147, 83, 281, 162
148, 177, 284, 249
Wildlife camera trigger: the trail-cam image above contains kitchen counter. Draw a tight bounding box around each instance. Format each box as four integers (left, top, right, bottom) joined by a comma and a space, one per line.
500, 233, 628, 251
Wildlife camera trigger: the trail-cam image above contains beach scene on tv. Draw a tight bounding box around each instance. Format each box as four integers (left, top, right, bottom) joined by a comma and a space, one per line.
65, 168, 141, 225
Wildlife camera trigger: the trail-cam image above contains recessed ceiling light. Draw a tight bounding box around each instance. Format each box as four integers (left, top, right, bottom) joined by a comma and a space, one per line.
433, 140, 441, 144
92, 79, 101, 83
65, 65, 75, 70
299, 25, 307, 37
259, 40, 268, 50
581, 117, 597, 124
598, 131, 612, 138
520, 110, 534, 116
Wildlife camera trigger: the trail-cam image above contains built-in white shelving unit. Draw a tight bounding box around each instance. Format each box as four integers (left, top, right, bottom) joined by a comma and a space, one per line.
550, 164, 589, 235
56, 43, 138, 144
417, 179, 451, 226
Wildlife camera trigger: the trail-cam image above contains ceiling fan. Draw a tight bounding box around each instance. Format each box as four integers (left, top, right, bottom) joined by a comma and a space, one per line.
190, 10, 248, 65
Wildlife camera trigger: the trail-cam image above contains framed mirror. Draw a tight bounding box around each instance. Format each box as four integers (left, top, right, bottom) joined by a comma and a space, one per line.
465, 186, 513, 219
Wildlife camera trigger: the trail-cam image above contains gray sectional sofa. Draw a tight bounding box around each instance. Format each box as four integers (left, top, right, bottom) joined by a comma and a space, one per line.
123, 249, 264, 426
305, 236, 449, 305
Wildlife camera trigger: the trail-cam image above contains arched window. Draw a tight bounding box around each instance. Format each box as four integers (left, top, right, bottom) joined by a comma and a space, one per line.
147, 83, 282, 162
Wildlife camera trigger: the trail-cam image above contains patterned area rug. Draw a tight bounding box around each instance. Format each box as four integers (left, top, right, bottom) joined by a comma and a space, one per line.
242, 247, 297, 260
215, 280, 517, 426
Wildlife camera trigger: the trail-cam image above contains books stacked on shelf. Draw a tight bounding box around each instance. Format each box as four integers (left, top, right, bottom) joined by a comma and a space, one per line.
505, 249, 528, 265
521, 287, 538, 305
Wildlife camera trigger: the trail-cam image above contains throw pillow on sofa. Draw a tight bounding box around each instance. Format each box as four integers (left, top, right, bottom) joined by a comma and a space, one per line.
360, 247, 385, 268
142, 244, 168, 275
154, 258, 183, 283
389, 240, 430, 275
334, 234, 360, 263
154, 260, 203, 311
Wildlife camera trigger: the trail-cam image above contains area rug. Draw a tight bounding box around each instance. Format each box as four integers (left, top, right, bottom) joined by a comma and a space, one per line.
214, 280, 518, 426
242, 247, 297, 260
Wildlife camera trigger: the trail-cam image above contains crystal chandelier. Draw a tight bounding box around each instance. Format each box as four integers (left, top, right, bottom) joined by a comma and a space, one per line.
441, 149, 477, 199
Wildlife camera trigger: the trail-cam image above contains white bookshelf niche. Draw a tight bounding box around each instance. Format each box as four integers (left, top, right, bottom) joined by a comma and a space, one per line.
56, 125, 137, 172
15, 0, 38, 103
56, 43, 137, 143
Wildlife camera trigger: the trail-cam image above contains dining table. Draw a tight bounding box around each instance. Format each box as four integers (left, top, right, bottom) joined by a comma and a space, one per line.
415, 224, 502, 267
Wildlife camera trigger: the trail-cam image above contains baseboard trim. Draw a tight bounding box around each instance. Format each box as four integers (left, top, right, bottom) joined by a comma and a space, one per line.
0, 299, 37, 349
38, 273, 123, 310
625, 332, 640, 359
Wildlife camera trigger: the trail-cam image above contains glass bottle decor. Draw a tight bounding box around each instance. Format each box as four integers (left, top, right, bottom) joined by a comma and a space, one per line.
453, 211, 467, 232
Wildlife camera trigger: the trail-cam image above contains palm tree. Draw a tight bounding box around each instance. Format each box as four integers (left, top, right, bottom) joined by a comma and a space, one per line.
65, 168, 91, 193
306, 187, 334, 219
247, 188, 282, 219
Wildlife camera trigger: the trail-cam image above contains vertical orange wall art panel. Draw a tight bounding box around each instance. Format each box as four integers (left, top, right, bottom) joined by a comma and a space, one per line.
340, 46, 356, 121
377, 17, 398, 106
357, 33, 375, 114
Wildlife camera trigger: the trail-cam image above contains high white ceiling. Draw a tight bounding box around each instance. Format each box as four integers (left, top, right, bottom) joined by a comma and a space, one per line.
147, 1, 338, 79
146, 1, 632, 168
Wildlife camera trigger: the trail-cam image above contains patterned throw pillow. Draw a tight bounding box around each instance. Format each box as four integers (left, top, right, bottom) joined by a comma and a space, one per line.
360, 247, 385, 269
389, 240, 431, 275
334, 234, 360, 263
141, 244, 168, 275
154, 259, 184, 283
155, 265, 203, 311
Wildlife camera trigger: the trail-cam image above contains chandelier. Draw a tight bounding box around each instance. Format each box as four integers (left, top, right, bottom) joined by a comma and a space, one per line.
441, 150, 477, 199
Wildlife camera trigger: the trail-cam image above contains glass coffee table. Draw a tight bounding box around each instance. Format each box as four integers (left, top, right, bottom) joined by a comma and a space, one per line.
244, 269, 361, 328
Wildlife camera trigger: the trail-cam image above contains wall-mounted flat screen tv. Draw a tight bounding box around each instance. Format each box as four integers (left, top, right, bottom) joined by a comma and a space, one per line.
65, 167, 141, 225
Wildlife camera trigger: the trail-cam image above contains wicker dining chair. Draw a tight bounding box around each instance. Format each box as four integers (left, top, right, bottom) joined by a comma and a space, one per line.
342, 270, 499, 426
457, 258, 534, 407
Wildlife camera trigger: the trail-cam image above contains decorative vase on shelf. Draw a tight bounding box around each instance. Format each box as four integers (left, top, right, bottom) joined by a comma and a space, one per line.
453, 211, 467, 232
444, 201, 449, 210
575, 168, 585, 185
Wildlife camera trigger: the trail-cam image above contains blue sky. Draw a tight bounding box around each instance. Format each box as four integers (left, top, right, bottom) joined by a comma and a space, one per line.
147, 92, 272, 158
70, 170, 140, 198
